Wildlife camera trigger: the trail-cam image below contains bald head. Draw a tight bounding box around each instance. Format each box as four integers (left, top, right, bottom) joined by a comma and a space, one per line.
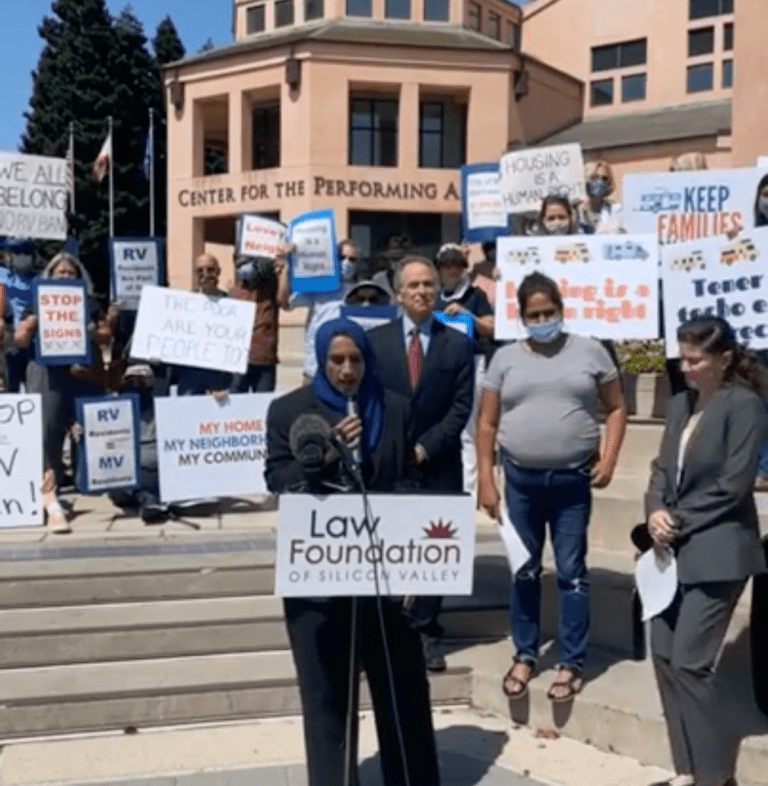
194, 253, 220, 294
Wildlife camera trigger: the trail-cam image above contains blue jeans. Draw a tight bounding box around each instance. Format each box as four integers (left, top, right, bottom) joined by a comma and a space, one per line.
503, 456, 592, 671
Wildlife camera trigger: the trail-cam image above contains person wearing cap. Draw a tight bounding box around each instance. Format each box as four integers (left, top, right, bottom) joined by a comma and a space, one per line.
345, 280, 392, 307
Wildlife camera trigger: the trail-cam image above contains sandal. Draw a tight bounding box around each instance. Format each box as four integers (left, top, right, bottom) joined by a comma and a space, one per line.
502, 657, 534, 699
547, 667, 583, 703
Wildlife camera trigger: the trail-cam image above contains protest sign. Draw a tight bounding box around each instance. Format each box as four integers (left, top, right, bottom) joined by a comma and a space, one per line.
287, 209, 340, 294
500, 143, 585, 215
0, 151, 67, 240
155, 393, 274, 502
461, 162, 510, 242
33, 279, 90, 365
130, 286, 255, 375
495, 234, 659, 340
622, 166, 767, 243
75, 395, 140, 493
0, 394, 43, 528
275, 493, 476, 597
109, 238, 163, 310
660, 228, 768, 357
236, 214, 286, 258
433, 310, 475, 338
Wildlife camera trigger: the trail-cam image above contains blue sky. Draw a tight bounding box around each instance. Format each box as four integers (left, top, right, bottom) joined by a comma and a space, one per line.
0, 1, 233, 152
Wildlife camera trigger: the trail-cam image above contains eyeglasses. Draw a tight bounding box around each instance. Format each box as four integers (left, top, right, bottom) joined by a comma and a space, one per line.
196, 266, 218, 274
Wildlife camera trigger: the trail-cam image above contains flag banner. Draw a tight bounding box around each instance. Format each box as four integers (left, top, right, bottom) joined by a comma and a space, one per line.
92, 131, 112, 183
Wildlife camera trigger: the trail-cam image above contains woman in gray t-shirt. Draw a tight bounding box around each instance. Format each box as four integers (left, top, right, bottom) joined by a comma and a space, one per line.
477, 271, 627, 703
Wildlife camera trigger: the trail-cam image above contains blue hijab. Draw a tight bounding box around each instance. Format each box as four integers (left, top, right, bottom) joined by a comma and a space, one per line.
313, 318, 385, 455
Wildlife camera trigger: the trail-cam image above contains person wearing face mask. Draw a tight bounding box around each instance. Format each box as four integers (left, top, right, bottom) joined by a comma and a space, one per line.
753, 174, 768, 228
537, 196, 578, 236
576, 161, 624, 235
477, 272, 627, 703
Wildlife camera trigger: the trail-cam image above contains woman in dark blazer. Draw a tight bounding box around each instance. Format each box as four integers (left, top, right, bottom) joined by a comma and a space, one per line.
646, 316, 767, 786
265, 317, 440, 786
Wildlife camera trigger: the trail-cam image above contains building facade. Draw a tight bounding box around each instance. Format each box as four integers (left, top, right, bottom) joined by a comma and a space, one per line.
164, 0, 581, 286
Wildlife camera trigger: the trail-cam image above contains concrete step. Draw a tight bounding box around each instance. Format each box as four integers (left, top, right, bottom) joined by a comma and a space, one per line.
0, 650, 471, 740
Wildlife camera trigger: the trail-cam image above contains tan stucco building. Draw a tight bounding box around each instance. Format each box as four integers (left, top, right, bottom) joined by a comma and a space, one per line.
164, 0, 581, 286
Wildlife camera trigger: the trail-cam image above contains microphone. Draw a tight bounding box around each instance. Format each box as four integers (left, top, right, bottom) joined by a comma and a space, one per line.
345, 397, 362, 468
289, 414, 332, 477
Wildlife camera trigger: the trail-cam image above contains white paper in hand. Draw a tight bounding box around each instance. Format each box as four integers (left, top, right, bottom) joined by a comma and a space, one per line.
635, 548, 678, 622
498, 507, 531, 576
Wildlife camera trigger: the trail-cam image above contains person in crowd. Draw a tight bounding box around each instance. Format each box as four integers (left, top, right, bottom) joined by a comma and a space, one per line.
265, 317, 440, 786
368, 256, 474, 672
469, 240, 498, 306
754, 173, 768, 228
229, 253, 287, 393
278, 238, 363, 383
14, 252, 111, 533
435, 243, 495, 495
344, 280, 392, 306
173, 253, 232, 396
669, 152, 708, 172
0, 239, 37, 392
536, 195, 579, 236
645, 316, 766, 786
477, 271, 626, 701
371, 234, 412, 301
576, 161, 623, 235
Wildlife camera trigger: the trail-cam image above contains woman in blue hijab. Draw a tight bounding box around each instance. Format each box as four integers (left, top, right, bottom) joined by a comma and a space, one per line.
265, 317, 440, 786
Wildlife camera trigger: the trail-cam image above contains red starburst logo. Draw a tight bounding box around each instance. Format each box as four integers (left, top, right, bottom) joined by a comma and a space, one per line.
423, 519, 457, 539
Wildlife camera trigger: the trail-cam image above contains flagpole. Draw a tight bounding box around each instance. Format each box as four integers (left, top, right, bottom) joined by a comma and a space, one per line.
149, 108, 155, 237
68, 121, 75, 214
108, 116, 114, 238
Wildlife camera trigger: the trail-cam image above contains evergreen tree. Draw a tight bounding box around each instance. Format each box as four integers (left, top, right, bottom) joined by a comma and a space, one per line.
153, 15, 185, 66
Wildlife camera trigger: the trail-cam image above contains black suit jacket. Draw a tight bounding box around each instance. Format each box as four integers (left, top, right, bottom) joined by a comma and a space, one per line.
368, 317, 474, 492
646, 384, 767, 584
264, 384, 413, 494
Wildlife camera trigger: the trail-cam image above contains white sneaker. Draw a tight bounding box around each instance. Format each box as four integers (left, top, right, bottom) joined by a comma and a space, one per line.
46, 500, 71, 534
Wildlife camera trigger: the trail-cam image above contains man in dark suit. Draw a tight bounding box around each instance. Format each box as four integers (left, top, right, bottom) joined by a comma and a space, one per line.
368, 256, 474, 670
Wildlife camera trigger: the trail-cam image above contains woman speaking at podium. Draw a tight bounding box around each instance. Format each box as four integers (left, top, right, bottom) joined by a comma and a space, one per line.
265, 317, 440, 786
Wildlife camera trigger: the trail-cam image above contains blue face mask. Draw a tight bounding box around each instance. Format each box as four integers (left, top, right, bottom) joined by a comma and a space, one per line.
341, 258, 356, 281
526, 317, 563, 344
587, 178, 609, 199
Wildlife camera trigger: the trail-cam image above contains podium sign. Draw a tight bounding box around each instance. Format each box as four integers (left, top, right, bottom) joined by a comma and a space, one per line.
275, 494, 476, 597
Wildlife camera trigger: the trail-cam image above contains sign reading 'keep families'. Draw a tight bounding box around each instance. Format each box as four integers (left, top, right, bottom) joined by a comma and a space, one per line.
130, 286, 256, 375
495, 234, 659, 340
661, 228, 768, 357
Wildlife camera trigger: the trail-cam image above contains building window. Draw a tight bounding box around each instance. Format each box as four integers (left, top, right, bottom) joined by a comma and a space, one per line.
488, 12, 501, 40
305, 0, 324, 20
689, 0, 733, 20
275, 0, 294, 26
385, 0, 410, 18
508, 22, 521, 49
622, 73, 646, 102
467, 2, 481, 32
419, 102, 443, 168
347, 0, 372, 15
423, 0, 449, 21
590, 79, 614, 106
252, 102, 280, 169
246, 4, 265, 33
349, 98, 398, 167
591, 38, 647, 72
687, 62, 714, 92
723, 22, 733, 50
688, 27, 714, 56
722, 58, 733, 88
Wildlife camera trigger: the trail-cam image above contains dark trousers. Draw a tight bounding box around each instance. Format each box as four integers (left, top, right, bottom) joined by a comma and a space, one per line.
230, 363, 276, 393
651, 580, 746, 786
284, 596, 440, 786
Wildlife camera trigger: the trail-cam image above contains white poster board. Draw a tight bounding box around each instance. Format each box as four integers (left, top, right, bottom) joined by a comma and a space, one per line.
622, 167, 767, 243
130, 286, 256, 375
34, 280, 89, 364
110, 238, 163, 310
500, 143, 585, 214
275, 494, 476, 597
0, 152, 67, 240
660, 228, 768, 357
0, 395, 43, 527
155, 393, 274, 503
237, 214, 286, 258
495, 234, 659, 340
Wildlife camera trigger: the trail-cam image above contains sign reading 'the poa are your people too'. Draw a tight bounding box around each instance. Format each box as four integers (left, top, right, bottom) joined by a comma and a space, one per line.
274, 494, 476, 597
130, 286, 256, 375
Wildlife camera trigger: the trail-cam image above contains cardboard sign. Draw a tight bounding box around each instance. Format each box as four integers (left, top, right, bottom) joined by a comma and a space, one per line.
287, 209, 340, 294
660, 229, 768, 357
109, 238, 164, 310
495, 234, 659, 340
76, 395, 140, 493
236, 214, 286, 259
0, 152, 67, 240
34, 279, 90, 365
461, 162, 510, 242
130, 286, 255, 375
500, 143, 585, 214
622, 167, 768, 243
0, 394, 43, 527
340, 304, 397, 331
155, 393, 274, 503
274, 493, 476, 597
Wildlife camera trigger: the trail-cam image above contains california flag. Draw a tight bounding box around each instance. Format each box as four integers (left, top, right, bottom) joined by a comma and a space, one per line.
91, 131, 112, 183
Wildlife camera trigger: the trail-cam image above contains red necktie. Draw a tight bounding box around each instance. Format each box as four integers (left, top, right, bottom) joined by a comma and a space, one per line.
407, 329, 423, 389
